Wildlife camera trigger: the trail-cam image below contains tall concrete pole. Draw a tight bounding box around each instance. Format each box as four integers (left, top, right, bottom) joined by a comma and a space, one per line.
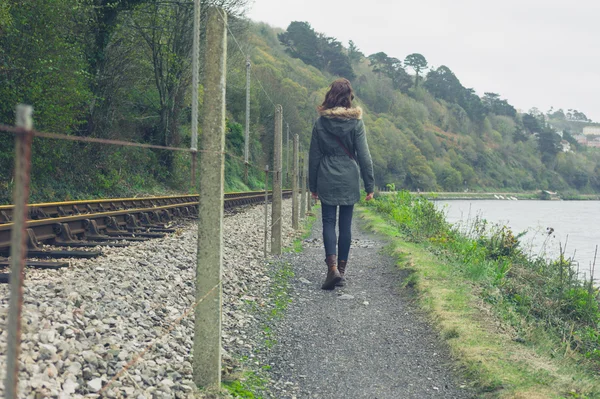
271, 105, 283, 254
300, 151, 307, 219
286, 123, 290, 187
190, 0, 201, 190
193, 7, 227, 389
292, 134, 299, 230
264, 165, 269, 258
244, 57, 251, 184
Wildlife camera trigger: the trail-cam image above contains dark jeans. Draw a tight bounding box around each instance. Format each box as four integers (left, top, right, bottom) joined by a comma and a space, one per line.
321, 203, 354, 261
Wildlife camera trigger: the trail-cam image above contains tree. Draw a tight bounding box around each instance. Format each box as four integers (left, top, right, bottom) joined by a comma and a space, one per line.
278, 21, 323, 69
368, 52, 390, 77
366, 52, 411, 92
566, 109, 591, 122
348, 40, 363, 64
404, 53, 428, 87
548, 108, 566, 120
522, 113, 543, 134
538, 129, 562, 166
482, 92, 516, 117
423, 66, 462, 102
279, 22, 355, 80
319, 35, 355, 79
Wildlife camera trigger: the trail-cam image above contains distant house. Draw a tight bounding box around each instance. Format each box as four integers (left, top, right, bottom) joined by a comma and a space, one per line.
588, 140, 600, 148
575, 135, 587, 145
583, 126, 600, 136
540, 190, 560, 200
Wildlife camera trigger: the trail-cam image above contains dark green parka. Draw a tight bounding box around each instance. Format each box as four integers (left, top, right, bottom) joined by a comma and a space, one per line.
309, 106, 375, 206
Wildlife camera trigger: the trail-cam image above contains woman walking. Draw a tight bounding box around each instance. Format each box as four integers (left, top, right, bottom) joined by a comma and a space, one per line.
309, 78, 375, 290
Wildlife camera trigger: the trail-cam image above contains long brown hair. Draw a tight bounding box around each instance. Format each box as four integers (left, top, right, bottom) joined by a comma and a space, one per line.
318, 78, 355, 111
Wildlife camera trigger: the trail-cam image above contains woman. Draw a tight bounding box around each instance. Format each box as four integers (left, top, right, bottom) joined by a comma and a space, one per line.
309, 78, 375, 290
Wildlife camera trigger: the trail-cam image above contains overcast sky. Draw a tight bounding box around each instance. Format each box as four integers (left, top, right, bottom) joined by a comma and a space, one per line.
248, 0, 600, 122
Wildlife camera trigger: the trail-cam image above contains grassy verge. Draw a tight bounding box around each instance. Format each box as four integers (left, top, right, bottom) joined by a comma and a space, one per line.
359, 192, 600, 399
221, 209, 318, 398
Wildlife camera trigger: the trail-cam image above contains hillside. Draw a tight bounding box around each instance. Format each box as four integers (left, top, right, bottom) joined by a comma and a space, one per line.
247, 21, 600, 194
1, 1, 599, 202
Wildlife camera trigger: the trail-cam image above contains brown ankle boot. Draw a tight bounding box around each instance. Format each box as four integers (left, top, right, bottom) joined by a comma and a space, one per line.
336, 260, 347, 286
321, 254, 341, 290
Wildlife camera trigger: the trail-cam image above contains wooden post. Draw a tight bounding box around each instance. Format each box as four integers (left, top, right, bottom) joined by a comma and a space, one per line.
300, 151, 307, 219
264, 165, 269, 258
193, 7, 226, 389
271, 105, 283, 254
5, 105, 33, 399
292, 134, 299, 230
190, 0, 201, 190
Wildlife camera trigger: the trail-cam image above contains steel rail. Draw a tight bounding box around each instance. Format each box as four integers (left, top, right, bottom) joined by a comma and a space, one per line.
0, 190, 292, 250
0, 190, 291, 224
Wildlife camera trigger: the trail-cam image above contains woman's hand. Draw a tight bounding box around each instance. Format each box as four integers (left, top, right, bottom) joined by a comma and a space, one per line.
311, 192, 319, 200
365, 192, 374, 201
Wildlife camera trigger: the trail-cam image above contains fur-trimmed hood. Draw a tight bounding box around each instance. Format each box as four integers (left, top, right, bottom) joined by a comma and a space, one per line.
318, 106, 363, 120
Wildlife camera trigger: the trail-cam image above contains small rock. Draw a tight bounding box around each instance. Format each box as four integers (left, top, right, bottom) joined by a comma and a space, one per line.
40, 329, 56, 343
87, 378, 103, 392
39, 344, 57, 360
62, 379, 78, 395
338, 294, 354, 300
298, 277, 311, 284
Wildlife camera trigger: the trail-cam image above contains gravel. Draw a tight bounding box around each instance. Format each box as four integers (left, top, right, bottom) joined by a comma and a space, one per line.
0, 200, 298, 398
256, 209, 476, 399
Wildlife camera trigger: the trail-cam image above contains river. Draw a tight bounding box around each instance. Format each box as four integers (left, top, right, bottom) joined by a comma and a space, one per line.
436, 200, 600, 281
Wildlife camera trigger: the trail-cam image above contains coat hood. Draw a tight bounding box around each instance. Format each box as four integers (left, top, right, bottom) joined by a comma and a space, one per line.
318, 107, 363, 137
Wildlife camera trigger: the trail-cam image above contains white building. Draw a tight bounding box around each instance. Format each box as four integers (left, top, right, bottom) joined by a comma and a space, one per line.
583, 126, 600, 136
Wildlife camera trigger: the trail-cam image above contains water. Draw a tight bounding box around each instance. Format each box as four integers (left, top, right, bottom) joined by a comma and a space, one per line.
436, 200, 600, 281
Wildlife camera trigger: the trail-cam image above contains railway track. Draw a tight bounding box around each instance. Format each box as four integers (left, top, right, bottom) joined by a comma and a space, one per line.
0, 190, 292, 283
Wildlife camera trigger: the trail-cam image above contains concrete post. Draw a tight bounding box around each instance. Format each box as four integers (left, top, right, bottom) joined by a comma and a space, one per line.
271, 105, 283, 254
190, 0, 201, 190
300, 152, 307, 219
292, 134, 299, 230
285, 123, 290, 188
264, 165, 269, 258
5, 104, 33, 399
193, 7, 227, 389
244, 57, 251, 184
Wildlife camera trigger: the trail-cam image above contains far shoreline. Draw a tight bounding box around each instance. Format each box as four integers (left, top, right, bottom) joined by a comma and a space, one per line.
377, 191, 600, 201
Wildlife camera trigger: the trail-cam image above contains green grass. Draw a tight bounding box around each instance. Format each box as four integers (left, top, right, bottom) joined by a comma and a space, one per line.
358, 206, 600, 399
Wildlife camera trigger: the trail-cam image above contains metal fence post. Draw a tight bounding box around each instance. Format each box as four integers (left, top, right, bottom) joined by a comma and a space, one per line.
193, 7, 227, 389
5, 104, 34, 399
271, 105, 283, 254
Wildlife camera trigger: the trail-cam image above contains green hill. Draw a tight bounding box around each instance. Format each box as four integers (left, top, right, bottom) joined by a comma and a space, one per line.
247, 21, 600, 194
1, 1, 599, 201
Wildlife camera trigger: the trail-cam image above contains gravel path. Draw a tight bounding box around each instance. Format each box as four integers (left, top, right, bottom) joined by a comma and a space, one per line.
262, 208, 474, 399
0, 200, 298, 399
